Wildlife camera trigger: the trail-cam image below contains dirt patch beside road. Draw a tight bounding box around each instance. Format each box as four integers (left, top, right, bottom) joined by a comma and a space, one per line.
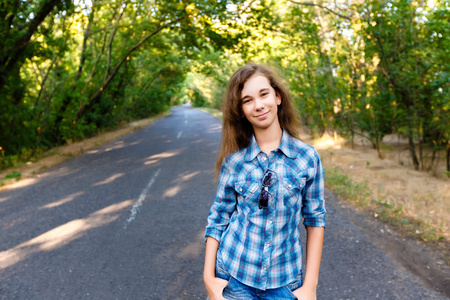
312, 132, 449, 296
313, 133, 449, 245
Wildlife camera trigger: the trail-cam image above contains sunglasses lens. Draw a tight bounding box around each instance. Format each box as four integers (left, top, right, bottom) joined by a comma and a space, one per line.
259, 189, 270, 208
263, 171, 277, 186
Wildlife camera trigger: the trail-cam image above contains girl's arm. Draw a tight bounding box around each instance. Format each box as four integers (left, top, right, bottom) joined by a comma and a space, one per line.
204, 157, 235, 299
293, 226, 324, 300
204, 237, 228, 300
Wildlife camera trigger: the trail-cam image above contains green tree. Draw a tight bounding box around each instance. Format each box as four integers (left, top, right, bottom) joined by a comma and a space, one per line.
0, 0, 249, 166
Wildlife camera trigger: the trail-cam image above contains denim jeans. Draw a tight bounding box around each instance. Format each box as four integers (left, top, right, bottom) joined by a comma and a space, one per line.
221, 277, 298, 300
212, 259, 302, 300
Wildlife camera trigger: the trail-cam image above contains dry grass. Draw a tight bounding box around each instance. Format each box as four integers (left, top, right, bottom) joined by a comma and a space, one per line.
314, 132, 449, 248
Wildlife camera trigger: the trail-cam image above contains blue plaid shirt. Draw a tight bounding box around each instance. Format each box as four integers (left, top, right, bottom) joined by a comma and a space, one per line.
205, 131, 326, 290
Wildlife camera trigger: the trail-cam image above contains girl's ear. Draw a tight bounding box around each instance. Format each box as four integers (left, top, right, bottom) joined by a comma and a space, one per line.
276, 92, 282, 105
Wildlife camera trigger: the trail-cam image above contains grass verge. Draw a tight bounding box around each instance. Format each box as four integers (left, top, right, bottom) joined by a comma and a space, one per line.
324, 165, 449, 262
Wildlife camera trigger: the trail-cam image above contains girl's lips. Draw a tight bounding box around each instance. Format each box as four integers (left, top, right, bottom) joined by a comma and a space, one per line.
255, 111, 269, 119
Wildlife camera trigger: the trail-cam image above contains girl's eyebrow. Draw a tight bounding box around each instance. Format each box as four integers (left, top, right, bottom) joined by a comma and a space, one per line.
241, 88, 271, 100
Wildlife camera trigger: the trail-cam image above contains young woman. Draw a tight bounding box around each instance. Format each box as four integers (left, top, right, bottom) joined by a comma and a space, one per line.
204, 63, 326, 300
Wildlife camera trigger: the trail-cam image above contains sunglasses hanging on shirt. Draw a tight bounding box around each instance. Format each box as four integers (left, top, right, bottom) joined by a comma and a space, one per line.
258, 169, 277, 209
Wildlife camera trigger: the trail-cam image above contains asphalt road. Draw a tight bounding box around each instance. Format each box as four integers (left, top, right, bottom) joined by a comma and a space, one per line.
0, 105, 448, 300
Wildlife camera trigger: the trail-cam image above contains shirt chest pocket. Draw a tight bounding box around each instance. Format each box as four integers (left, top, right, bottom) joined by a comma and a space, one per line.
282, 176, 306, 207
234, 181, 259, 204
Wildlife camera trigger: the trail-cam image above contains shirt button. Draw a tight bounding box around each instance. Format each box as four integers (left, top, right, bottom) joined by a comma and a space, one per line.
288, 184, 292, 188
239, 188, 243, 192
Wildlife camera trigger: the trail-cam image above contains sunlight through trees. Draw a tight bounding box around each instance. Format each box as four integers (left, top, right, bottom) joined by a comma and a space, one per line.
1, 0, 449, 174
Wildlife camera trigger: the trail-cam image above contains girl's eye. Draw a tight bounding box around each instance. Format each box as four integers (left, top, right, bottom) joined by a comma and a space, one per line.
261, 92, 269, 97
243, 98, 251, 104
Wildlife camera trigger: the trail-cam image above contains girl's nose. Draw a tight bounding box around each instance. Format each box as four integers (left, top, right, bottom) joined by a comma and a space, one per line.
255, 98, 265, 110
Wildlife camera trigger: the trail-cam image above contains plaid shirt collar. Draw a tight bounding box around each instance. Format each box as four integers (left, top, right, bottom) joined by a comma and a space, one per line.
244, 130, 296, 161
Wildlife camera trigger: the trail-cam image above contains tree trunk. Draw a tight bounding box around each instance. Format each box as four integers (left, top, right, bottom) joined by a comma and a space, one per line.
405, 100, 420, 170
52, 1, 99, 142
447, 144, 450, 175
374, 135, 384, 159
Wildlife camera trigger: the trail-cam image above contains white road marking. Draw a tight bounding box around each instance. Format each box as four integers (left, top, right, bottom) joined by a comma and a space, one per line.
123, 168, 161, 229
177, 131, 182, 139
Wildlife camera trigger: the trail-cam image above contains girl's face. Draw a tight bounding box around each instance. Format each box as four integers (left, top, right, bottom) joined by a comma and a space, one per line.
240, 75, 281, 132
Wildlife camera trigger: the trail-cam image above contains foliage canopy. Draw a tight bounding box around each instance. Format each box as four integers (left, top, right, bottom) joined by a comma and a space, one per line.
0, 0, 449, 174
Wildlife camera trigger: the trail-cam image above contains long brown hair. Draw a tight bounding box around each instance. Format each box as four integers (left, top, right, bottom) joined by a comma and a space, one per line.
216, 63, 302, 175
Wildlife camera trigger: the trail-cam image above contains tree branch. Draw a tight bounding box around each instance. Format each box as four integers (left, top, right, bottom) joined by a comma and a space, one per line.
0, 0, 61, 89
75, 15, 187, 121
287, 0, 352, 21
4, 0, 60, 72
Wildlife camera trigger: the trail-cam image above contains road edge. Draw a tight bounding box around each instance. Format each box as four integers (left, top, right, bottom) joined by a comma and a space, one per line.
325, 189, 450, 298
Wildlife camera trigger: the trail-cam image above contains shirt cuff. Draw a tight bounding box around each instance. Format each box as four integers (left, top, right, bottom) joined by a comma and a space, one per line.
303, 217, 326, 228
204, 228, 222, 243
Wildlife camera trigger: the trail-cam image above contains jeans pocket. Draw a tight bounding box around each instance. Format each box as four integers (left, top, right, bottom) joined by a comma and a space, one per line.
206, 278, 232, 300
222, 277, 235, 299
224, 276, 234, 289
283, 286, 298, 300
287, 271, 303, 291
215, 258, 231, 281
223, 277, 253, 300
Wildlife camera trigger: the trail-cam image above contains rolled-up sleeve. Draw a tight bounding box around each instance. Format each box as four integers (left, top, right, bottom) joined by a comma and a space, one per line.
301, 150, 326, 228
205, 158, 237, 242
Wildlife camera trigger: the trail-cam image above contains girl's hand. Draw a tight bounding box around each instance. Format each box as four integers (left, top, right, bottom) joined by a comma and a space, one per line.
292, 285, 317, 300
204, 276, 229, 300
